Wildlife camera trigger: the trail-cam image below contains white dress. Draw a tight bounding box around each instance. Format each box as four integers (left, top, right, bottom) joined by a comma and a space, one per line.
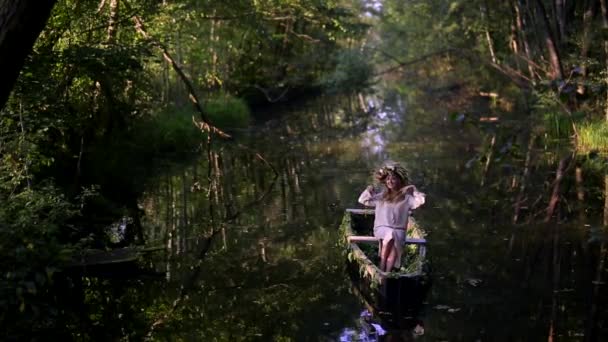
358, 187, 425, 268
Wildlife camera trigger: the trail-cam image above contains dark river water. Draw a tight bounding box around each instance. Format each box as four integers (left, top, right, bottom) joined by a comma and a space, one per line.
98, 87, 608, 341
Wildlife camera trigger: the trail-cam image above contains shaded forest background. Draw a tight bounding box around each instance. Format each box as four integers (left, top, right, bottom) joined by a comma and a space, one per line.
2, 0, 608, 339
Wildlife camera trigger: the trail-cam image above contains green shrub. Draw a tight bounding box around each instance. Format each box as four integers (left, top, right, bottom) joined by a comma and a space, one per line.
541, 110, 573, 139
0, 186, 78, 337
320, 49, 374, 93
205, 93, 251, 130
133, 108, 202, 155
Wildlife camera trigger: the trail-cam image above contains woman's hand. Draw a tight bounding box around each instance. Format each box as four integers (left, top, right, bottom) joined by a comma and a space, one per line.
366, 185, 375, 194
401, 185, 416, 195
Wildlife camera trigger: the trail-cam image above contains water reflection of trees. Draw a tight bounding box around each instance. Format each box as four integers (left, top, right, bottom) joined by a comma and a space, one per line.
378, 83, 608, 340
90, 94, 375, 339
73, 83, 608, 340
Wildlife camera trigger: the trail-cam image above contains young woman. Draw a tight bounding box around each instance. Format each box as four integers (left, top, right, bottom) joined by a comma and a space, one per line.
358, 163, 425, 272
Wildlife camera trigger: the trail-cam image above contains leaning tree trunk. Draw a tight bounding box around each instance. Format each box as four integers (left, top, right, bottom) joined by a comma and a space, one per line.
0, 0, 57, 110
480, 1, 498, 64
513, 0, 536, 81
535, 0, 564, 80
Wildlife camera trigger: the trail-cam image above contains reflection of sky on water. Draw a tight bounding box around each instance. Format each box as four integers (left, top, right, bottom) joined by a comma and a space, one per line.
338, 310, 385, 342
363, 0, 383, 16
360, 94, 405, 159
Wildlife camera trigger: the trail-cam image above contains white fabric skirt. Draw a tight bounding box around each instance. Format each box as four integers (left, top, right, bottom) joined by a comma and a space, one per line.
373, 226, 406, 269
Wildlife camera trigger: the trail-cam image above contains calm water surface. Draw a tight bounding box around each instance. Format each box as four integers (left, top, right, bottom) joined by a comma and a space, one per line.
131, 90, 607, 341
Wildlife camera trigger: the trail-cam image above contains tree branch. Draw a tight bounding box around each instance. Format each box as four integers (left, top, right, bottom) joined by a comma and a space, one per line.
373, 47, 532, 88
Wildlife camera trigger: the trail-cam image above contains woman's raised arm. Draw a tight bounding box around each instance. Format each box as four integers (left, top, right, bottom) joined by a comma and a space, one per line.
358, 185, 380, 207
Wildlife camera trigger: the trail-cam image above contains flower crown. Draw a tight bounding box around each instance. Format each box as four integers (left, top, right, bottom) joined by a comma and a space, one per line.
376, 163, 410, 183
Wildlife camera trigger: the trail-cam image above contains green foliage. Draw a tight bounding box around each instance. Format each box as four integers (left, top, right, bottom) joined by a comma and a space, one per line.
139, 0, 367, 100
541, 110, 573, 139
205, 93, 251, 129
319, 49, 374, 93
133, 107, 203, 156
0, 0, 429, 338
577, 121, 608, 153
0, 186, 78, 338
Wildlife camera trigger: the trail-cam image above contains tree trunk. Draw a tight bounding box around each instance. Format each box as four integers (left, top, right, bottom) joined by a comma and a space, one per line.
107, 0, 119, 43
0, 0, 57, 110
604, 174, 608, 226
601, 0, 608, 121
480, 1, 498, 63
481, 134, 496, 187
509, 5, 521, 73
579, 0, 599, 95
209, 10, 218, 77
522, 0, 544, 59
181, 170, 188, 252
553, 0, 566, 44
514, 0, 536, 80
535, 0, 565, 79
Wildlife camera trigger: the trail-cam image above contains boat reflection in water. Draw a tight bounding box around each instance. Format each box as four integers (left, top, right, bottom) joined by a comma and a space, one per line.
338, 306, 426, 341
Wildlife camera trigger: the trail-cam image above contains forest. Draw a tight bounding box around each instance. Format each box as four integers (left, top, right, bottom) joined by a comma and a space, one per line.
1, 0, 608, 340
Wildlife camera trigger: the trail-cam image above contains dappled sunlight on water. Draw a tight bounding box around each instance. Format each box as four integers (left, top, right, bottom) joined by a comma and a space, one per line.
119, 89, 608, 340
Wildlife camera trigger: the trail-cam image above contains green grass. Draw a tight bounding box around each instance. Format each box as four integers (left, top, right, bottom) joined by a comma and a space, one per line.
205, 93, 251, 129
577, 121, 608, 153
134, 108, 202, 155
542, 110, 574, 139
133, 92, 251, 155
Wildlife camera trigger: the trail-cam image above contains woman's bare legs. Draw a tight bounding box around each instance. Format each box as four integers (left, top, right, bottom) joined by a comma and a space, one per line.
385, 245, 398, 271
380, 239, 394, 272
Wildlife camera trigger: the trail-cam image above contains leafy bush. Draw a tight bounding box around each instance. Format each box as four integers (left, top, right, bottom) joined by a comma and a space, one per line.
319, 49, 374, 93
133, 93, 250, 156
134, 107, 203, 156
0, 185, 78, 338
205, 93, 251, 130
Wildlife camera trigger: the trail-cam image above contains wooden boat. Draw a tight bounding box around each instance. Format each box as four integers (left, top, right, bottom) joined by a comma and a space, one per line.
340, 208, 431, 313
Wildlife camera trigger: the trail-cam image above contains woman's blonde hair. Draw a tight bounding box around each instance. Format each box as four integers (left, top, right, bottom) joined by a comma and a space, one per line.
374, 163, 410, 202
